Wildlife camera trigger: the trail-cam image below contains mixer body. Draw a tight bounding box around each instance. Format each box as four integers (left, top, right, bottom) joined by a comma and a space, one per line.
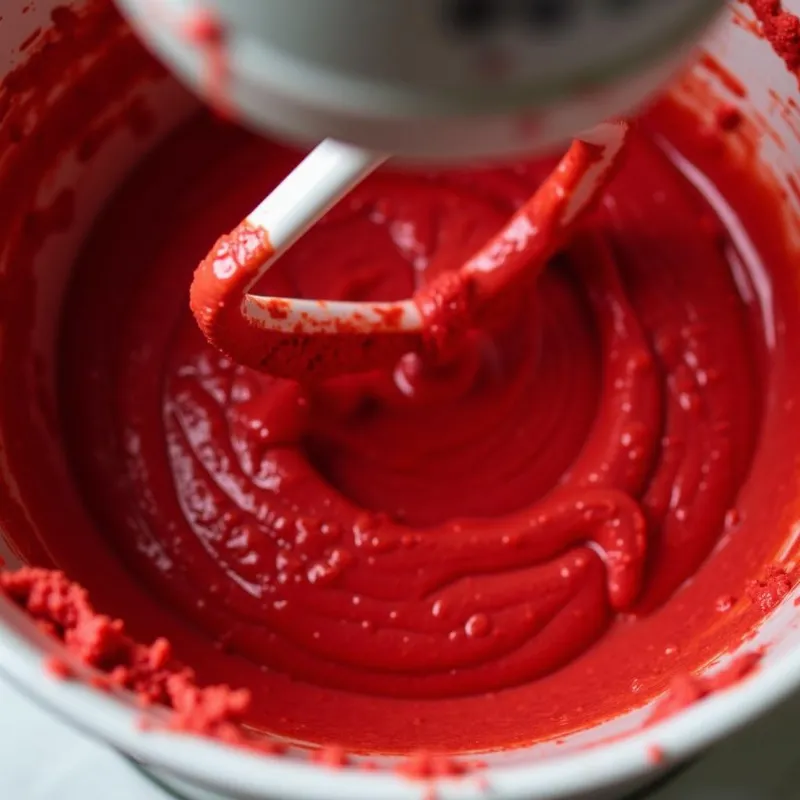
115, 0, 726, 161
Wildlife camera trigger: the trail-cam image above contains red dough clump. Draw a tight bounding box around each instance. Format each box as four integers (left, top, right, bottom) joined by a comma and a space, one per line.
746, 564, 796, 612
0, 568, 251, 741
744, 0, 800, 72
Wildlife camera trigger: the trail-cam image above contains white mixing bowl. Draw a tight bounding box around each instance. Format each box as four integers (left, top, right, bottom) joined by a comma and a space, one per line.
0, 2, 799, 799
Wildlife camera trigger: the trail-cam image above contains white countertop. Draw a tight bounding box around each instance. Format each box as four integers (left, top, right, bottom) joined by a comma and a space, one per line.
1, 676, 799, 799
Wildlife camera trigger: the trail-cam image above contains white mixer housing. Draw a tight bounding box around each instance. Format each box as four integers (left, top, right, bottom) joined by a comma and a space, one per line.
116, 0, 726, 162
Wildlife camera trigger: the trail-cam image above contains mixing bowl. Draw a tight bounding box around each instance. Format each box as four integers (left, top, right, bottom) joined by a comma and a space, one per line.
0, 2, 799, 799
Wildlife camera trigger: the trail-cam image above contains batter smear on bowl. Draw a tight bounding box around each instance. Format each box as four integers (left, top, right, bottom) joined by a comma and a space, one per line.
1, 0, 800, 763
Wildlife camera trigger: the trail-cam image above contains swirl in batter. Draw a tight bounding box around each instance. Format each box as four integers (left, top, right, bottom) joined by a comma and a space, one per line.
51, 92, 774, 750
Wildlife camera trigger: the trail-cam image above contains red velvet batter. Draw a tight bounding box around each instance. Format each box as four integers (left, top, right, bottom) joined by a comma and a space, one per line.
0, 568, 255, 744
0, 0, 799, 759
744, 0, 800, 73
51, 108, 785, 747
180, 7, 229, 119
649, 651, 763, 724
746, 564, 796, 611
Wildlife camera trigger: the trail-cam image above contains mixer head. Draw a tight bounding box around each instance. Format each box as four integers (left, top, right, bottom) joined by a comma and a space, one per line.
116, 0, 726, 162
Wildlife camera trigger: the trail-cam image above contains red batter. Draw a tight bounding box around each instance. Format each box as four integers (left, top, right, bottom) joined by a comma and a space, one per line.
0, 568, 255, 744
1, 0, 800, 760
180, 8, 229, 118
744, 0, 800, 73
649, 650, 763, 724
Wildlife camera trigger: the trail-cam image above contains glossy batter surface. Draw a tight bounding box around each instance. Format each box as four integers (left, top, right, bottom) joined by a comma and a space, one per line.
55, 107, 771, 749
1, 1, 800, 757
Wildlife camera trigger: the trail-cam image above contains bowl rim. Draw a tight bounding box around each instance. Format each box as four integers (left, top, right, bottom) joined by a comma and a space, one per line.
0, 595, 798, 800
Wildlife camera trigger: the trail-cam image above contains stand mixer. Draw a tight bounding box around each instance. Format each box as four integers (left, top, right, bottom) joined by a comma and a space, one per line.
115, 0, 725, 161
113, 0, 729, 379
